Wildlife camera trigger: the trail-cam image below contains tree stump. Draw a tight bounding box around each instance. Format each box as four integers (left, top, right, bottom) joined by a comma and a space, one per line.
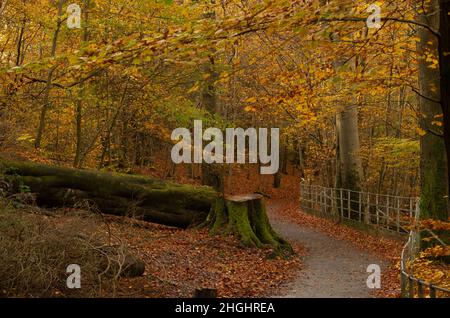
206, 194, 293, 256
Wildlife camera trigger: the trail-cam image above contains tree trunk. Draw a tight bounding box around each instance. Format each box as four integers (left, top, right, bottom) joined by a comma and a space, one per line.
200, 2, 224, 193
205, 194, 292, 256
335, 106, 363, 191
438, 0, 450, 220
74, 0, 91, 168
416, 0, 448, 221
0, 158, 216, 228
335, 106, 363, 220
35, 0, 64, 149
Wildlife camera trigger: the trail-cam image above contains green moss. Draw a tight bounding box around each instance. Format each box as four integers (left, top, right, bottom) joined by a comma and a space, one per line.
420, 139, 448, 221
225, 200, 262, 247
210, 199, 227, 235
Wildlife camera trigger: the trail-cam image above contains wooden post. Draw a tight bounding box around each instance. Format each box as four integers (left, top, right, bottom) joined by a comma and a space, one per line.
347, 190, 351, 219
417, 282, 424, 298
386, 195, 390, 228
340, 188, 344, 220
409, 197, 413, 219
365, 193, 370, 224
430, 285, 437, 298
376, 194, 379, 226
401, 272, 408, 298
396, 197, 401, 232
358, 191, 362, 222
409, 277, 414, 298
195, 288, 217, 298
330, 188, 333, 216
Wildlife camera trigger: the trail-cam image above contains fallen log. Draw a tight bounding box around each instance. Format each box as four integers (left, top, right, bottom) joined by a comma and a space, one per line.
0, 158, 292, 254
0, 158, 216, 228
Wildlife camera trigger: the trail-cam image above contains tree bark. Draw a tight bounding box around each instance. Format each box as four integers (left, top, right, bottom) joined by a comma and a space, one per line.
35, 0, 64, 149
335, 106, 363, 191
205, 194, 293, 256
417, 0, 448, 221
0, 158, 216, 228
438, 0, 450, 220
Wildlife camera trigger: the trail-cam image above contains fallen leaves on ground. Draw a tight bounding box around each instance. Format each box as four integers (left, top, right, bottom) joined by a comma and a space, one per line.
409, 246, 450, 292
105, 216, 305, 298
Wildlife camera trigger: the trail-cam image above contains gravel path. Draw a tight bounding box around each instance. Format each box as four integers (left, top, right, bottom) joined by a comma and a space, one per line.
268, 204, 386, 298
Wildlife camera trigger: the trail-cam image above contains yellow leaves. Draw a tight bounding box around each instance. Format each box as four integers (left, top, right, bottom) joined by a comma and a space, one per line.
17, 134, 35, 143
187, 84, 200, 93
416, 128, 427, 137
244, 97, 257, 103
425, 53, 439, 69
431, 121, 443, 127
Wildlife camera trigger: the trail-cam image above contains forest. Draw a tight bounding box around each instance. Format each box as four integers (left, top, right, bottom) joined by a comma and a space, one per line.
0, 0, 449, 299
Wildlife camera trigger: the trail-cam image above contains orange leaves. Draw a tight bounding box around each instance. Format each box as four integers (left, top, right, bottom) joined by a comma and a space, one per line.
107, 217, 303, 297
420, 218, 450, 232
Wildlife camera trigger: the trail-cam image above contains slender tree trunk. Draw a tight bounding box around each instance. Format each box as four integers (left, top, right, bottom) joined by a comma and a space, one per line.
438, 0, 450, 220
418, 0, 448, 220
200, 3, 223, 192
74, 0, 90, 168
35, 0, 64, 149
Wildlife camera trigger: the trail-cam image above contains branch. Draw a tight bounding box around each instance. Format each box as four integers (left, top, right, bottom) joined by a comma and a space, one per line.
411, 86, 441, 104
316, 16, 440, 39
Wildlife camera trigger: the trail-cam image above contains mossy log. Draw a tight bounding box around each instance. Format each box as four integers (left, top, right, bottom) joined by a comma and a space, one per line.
206, 194, 293, 256
0, 158, 292, 254
0, 158, 217, 228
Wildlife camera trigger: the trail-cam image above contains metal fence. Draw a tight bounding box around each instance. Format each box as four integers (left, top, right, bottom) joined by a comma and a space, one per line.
400, 230, 450, 298
299, 182, 450, 298
400, 202, 450, 298
299, 182, 417, 234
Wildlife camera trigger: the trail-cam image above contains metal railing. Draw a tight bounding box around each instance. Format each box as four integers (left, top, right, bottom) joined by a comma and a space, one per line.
299, 182, 450, 298
400, 202, 450, 298
299, 182, 417, 234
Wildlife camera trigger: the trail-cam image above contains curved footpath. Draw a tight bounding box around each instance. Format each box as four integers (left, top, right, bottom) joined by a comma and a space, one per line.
268, 204, 387, 298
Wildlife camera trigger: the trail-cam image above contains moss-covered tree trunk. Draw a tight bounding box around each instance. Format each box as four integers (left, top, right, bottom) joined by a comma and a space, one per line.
205, 194, 293, 256
0, 158, 216, 228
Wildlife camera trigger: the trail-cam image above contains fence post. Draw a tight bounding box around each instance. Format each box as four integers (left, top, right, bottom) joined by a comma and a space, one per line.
358, 191, 362, 222
365, 193, 370, 224
408, 277, 414, 298
386, 195, 390, 228
376, 194, 380, 226
401, 272, 408, 298
430, 285, 437, 298
417, 282, 424, 298
347, 190, 351, 219
396, 197, 400, 233
340, 188, 344, 221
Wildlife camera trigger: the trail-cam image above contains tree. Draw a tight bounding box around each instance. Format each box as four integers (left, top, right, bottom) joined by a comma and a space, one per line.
417, 0, 448, 221
438, 0, 450, 220
34, 0, 64, 149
